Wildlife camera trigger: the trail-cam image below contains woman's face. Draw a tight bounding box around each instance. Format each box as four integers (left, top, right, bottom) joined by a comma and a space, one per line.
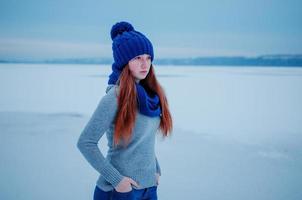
128, 54, 151, 83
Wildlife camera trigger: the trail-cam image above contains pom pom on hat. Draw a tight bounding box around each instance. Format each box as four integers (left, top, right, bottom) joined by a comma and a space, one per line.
108, 21, 154, 85
110, 21, 134, 40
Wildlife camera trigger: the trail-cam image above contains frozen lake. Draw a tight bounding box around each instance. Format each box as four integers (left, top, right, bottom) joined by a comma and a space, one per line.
0, 63, 301, 200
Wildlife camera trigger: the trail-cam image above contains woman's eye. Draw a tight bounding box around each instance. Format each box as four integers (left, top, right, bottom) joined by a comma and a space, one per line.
136, 56, 141, 59
147, 56, 151, 60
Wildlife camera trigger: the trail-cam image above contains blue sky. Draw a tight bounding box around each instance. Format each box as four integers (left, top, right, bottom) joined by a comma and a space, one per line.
0, 0, 301, 59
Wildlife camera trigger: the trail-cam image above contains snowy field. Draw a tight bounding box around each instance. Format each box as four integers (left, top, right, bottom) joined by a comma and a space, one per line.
0, 63, 302, 200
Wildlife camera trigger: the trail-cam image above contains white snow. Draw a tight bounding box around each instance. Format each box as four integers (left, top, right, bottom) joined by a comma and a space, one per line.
0, 63, 301, 200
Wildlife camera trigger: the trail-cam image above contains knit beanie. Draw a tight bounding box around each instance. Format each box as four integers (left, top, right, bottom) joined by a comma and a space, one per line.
108, 21, 154, 85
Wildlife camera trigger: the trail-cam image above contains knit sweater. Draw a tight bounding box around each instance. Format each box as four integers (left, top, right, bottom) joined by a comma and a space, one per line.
77, 84, 161, 192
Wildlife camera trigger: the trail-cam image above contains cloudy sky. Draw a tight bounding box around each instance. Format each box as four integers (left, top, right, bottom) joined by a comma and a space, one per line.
0, 0, 301, 59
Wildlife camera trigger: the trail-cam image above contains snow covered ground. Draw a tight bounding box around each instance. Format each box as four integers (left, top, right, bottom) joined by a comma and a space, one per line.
0, 63, 301, 200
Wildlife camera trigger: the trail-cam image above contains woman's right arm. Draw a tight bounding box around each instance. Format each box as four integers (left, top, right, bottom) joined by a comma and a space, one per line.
76, 88, 124, 188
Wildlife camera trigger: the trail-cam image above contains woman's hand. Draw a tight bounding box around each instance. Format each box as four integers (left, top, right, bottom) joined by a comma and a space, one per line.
115, 177, 139, 193
155, 173, 160, 185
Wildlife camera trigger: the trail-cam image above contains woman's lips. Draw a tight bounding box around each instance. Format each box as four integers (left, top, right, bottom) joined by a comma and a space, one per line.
140, 71, 148, 73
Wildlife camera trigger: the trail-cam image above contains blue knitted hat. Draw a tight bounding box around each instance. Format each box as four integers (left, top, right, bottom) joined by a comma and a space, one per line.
108, 21, 154, 85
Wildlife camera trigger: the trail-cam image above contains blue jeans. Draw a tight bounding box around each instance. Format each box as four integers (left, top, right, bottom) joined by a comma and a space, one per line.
93, 185, 158, 200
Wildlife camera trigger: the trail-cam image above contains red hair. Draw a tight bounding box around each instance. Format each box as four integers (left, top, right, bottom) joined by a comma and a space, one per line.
113, 64, 173, 147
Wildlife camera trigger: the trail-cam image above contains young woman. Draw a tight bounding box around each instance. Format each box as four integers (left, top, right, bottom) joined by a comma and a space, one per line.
77, 21, 173, 200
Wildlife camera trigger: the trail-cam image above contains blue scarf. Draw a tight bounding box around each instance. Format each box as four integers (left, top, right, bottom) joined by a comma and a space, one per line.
108, 69, 161, 117
135, 82, 162, 117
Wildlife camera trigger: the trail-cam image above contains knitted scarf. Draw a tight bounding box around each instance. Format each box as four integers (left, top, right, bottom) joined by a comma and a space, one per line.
108, 69, 161, 117
135, 82, 161, 117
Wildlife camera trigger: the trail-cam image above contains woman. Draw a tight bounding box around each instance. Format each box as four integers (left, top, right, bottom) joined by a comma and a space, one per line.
77, 21, 173, 200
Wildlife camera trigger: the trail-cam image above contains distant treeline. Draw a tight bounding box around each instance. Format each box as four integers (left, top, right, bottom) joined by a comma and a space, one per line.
155, 55, 302, 67
1, 55, 302, 67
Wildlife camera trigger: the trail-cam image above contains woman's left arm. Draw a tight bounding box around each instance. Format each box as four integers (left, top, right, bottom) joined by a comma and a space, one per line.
155, 156, 161, 176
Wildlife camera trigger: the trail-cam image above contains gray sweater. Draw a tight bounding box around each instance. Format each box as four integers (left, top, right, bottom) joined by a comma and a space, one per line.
77, 84, 161, 192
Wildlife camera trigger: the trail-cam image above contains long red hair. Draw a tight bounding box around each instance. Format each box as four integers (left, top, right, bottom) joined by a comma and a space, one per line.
113, 64, 173, 147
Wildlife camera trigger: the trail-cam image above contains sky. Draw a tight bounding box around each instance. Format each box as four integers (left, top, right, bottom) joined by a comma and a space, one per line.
0, 0, 301, 59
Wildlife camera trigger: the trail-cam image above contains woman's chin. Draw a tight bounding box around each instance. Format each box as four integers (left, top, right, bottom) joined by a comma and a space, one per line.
136, 75, 147, 81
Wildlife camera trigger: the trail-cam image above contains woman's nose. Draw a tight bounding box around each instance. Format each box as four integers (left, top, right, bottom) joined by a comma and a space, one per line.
141, 58, 150, 68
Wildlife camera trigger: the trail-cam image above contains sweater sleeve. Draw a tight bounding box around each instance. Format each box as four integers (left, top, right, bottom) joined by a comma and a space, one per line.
77, 87, 124, 187
155, 156, 161, 176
